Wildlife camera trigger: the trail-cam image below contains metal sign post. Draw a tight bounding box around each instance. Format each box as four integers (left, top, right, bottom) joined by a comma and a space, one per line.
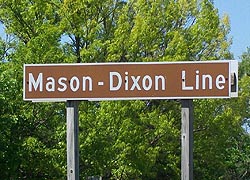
181, 99, 194, 180
67, 100, 80, 180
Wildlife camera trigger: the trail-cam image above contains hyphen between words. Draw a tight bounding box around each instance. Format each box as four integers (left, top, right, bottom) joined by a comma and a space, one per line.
28, 70, 226, 92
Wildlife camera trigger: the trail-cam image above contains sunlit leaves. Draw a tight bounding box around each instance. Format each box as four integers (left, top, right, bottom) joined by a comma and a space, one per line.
78, 100, 181, 179
107, 0, 231, 63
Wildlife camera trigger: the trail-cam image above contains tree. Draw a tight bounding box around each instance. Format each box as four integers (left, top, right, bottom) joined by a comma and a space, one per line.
0, 0, 67, 178
0, 0, 239, 179
107, 0, 232, 62
239, 47, 250, 77
238, 50, 250, 133
192, 48, 250, 180
79, 100, 181, 179
222, 49, 250, 179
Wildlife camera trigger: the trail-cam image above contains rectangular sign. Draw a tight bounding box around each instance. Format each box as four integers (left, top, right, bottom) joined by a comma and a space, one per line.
23, 61, 238, 101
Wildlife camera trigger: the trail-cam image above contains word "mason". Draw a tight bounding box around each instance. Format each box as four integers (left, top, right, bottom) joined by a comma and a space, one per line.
28, 73, 93, 92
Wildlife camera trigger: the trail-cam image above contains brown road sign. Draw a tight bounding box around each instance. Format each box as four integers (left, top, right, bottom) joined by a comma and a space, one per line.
23, 61, 238, 102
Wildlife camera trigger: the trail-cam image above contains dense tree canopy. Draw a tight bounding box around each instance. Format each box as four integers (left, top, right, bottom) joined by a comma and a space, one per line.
0, 0, 249, 179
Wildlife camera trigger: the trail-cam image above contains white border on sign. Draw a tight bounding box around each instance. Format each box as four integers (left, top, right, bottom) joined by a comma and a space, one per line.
23, 60, 238, 102
24, 60, 232, 67
29, 96, 232, 102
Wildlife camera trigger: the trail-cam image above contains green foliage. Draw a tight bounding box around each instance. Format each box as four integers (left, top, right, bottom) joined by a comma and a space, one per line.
224, 133, 250, 179
107, 0, 232, 62
192, 51, 250, 179
239, 47, 250, 78
0, 60, 66, 179
194, 99, 242, 179
0, 0, 248, 179
59, 0, 124, 63
79, 100, 181, 179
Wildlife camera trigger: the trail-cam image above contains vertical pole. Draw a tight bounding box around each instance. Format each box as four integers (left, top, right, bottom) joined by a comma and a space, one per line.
67, 100, 80, 180
181, 99, 194, 180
